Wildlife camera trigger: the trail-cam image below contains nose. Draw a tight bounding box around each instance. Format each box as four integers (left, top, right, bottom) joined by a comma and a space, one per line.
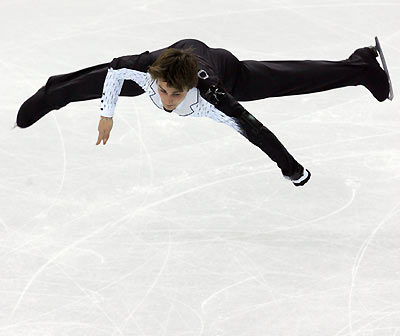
165, 95, 174, 105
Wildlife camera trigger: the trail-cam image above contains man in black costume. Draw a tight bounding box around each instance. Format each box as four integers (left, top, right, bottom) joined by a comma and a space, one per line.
15, 38, 392, 186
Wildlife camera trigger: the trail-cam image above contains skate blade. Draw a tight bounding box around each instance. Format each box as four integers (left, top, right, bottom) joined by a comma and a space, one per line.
375, 36, 394, 101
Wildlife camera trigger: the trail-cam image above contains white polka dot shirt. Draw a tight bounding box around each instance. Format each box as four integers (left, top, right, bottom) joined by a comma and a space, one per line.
100, 68, 244, 134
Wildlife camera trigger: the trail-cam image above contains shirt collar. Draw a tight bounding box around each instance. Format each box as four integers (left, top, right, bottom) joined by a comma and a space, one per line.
149, 79, 199, 116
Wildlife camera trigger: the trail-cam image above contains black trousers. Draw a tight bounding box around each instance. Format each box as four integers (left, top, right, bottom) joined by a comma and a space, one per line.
16, 45, 370, 177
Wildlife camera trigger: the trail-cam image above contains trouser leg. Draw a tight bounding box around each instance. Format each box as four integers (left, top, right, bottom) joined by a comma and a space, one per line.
16, 63, 144, 128
206, 50, 306, 177
231, 57, 369, 101
236, 110, 303, 177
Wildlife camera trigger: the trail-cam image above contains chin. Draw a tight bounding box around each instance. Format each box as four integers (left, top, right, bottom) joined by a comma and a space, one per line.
163, 106, 174, 112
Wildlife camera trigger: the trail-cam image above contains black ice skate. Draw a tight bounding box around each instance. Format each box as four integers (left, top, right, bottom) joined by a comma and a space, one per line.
349, 41, 391, 102
373, 36, 394, 101
285, 167, 311, 187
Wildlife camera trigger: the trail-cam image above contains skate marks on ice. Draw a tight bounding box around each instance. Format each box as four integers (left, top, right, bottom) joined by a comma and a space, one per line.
2, 0, 400, 335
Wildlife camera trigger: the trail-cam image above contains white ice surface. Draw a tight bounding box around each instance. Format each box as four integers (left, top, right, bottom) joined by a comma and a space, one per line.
1, 0, 400, 335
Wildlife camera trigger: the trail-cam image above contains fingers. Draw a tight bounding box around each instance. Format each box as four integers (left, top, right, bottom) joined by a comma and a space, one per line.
96, 133, 102, 145
96, 131, 109, 145
96, 118, 113, 145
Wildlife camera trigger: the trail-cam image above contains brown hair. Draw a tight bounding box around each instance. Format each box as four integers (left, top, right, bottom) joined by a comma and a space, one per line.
148, 48, 198, 92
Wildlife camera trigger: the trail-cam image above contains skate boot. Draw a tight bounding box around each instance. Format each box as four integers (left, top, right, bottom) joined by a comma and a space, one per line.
284, 166, 311, 187
349, 40, 391, 102
16, 86, 53, 128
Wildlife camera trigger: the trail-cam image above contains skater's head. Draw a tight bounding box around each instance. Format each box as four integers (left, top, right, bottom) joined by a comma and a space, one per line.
149, 48, 198, 111
149, 48, 198, 91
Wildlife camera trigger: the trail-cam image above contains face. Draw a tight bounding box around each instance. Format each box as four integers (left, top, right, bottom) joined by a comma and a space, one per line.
157, 80, 189, 111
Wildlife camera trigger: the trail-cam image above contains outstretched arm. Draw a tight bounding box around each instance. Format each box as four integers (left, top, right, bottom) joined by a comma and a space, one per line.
95, 51, 154, 145
96, 68, 123, 145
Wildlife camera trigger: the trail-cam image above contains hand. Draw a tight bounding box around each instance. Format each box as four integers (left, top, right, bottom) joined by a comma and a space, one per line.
96, 117, 113, 145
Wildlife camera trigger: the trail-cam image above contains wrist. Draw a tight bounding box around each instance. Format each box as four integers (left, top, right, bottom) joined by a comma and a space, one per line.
100, 116, 113, 121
